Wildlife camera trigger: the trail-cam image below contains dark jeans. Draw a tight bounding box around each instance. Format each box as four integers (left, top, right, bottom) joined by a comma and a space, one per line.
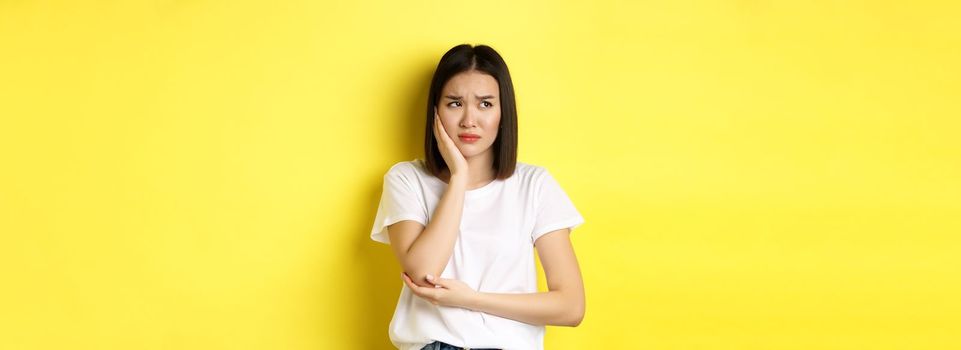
420, 340, 502, 350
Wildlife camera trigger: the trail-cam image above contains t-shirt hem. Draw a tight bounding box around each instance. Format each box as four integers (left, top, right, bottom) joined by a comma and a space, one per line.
531, 217, 585, 243
371, 215, 428, 245
398, 342, 431, 350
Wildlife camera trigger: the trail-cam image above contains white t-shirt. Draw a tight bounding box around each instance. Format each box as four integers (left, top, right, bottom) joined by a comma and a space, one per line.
370, 158, 585, 350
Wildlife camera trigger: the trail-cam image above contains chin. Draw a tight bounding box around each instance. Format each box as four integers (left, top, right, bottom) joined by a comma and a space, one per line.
459, 146, 493, 158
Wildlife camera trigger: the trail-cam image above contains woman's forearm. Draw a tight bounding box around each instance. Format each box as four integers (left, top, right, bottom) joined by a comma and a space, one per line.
404, 175, 468, 287
463, 290, 585, 327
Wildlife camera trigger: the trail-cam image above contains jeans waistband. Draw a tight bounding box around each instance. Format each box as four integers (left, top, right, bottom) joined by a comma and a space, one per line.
421, 340, 502, 350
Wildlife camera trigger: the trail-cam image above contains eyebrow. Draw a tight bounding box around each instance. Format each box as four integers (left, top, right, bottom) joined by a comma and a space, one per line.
444, 94, 497, 100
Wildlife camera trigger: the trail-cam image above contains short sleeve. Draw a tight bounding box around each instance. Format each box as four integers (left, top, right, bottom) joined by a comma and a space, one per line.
531, 168, 585, 244
370, 165, 428, 245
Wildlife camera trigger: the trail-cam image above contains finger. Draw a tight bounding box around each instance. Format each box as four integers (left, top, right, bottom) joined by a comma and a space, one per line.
435, 114, 446, 135
427, 275, 446, 288
435, 123, 448, 146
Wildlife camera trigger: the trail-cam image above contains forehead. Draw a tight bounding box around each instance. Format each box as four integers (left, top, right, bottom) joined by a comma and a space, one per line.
442, 71, 499, 95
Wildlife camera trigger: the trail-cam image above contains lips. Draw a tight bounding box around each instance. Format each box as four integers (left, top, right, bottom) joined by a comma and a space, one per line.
458, 133, 480, 143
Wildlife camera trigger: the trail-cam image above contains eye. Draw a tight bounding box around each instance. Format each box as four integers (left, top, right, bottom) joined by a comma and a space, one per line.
481, 101, 493, 108
447, 101, 462, 107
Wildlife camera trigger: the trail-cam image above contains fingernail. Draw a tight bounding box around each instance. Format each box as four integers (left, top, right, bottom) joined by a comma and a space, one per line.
426, 274, 434, 280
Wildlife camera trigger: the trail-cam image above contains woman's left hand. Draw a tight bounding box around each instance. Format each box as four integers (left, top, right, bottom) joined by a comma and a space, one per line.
402, 272, 477, 309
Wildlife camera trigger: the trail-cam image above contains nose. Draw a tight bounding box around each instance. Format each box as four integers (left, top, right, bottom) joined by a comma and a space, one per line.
460, 105, 477, 128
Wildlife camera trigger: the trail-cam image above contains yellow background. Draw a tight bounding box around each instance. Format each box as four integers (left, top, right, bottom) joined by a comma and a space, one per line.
2, 1, 959, 349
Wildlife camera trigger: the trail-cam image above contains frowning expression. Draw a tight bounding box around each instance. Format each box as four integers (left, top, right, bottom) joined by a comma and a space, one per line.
436, 70, 501, 159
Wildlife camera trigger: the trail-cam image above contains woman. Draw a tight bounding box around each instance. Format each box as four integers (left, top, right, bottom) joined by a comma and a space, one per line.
370, 44, 586, 350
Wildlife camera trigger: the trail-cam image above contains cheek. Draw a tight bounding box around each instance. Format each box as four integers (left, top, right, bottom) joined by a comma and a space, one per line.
440, 117, 456, 130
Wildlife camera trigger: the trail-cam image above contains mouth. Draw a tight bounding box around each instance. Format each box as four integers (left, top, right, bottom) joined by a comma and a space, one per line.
458, 135, 480, 143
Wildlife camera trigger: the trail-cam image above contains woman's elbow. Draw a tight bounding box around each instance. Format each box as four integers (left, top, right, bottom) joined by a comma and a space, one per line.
565, 308, 585, 327
403, 268, 444, 288
559, 300, 585, 327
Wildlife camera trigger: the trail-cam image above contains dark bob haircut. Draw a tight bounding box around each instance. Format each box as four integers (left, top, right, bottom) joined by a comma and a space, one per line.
423, 44, 518, 180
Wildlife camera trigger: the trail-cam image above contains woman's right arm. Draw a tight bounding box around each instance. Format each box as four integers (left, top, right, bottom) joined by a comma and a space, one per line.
387, 173, 467, 288
389, 109, 469, 287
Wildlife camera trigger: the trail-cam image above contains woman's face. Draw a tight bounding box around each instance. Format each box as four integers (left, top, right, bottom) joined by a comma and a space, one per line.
436, 70, 501, 160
